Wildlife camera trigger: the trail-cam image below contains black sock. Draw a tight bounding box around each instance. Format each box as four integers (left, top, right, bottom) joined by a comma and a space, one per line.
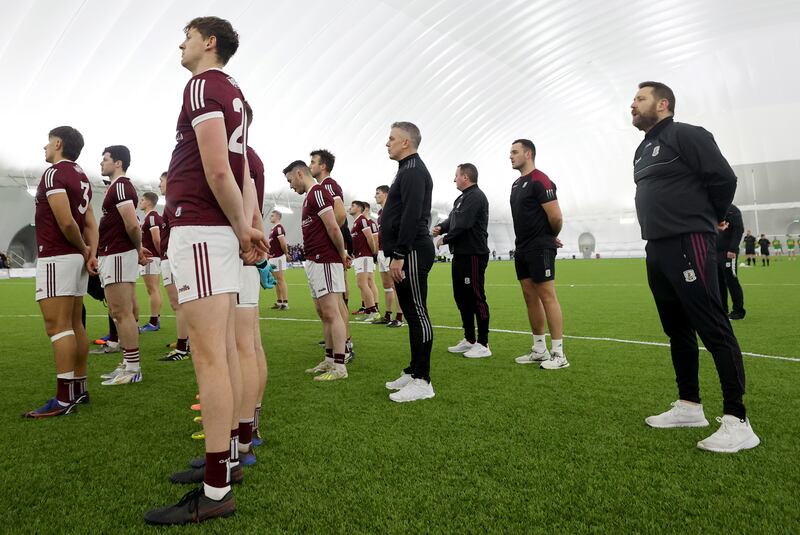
255, 259, 268, 269
149, 316, 159, 326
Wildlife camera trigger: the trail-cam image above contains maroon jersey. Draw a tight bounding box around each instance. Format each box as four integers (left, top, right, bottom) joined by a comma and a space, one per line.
302, 184, 341, 263
247, 146, 265, 216
320, 176, 343, 200
141, 209, 163, 257
269, 224, 286, 257
167, 69, 248, 227
98, 176, 138, 256
160, 207, 172, 260
34, 160, 92, 258
350, 215, 375, 258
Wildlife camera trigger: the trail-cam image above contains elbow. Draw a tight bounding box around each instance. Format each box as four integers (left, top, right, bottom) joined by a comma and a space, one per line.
206, 168, 230, 184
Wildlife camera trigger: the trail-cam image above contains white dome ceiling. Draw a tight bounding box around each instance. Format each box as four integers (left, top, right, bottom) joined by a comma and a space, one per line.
1, 0, 798, 222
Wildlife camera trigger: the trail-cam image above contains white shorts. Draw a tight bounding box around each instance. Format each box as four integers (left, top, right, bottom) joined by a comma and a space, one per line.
139, 256, 162, 277
377, 251, 390, 273
303, 260, 345, 299
161, 259, 174, 286
354, 256, 375, 274
268, 255, 288, 272
168, 225, 241, 305
237, 265, 260, 308
35, 254, 88, 301
98, 249, 139, 288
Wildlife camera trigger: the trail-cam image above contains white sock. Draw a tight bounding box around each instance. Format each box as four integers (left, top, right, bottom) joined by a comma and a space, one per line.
533, 334, 547, 352
325, 356, 334, 364
551, 339, 563, 355
56, 371, 75, 380
204, 483, 230, 501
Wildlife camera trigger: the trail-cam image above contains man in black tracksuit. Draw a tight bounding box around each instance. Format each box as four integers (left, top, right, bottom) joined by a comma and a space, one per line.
716, 204, 746, 320
432, 163, 491, 357
632, 81, 758, 453
381, 122, 436, 403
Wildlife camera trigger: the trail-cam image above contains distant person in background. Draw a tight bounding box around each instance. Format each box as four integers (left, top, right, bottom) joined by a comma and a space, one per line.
771, 236, 782, 259
372, 185, 404, 327
138, 191, 163, 332
758, 234, 770, 266
631, 80, 758, 453
716, 204, 745, 320
742, 230, 756, 266
24, 125, 97, 418
0, 251, 7, 268
433, 163, 491, 359
787, 235, 796, 260
349, 200, 380, 322
509, 139, 568, 370
266, 210, 290, 310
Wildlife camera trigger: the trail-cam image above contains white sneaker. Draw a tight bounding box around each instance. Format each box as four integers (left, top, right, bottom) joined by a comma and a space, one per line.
101, 369, 142, 385
697, 415, 760, 453
385, 373, 413, 390
645, 400, 709, 428
305, 360, 333, 374
540, 352, 570, 370
447, 339, 474, 353
463, 343, 492, 359
100, 362, 125, 379
362, 312, 379, 322
389, 378, 435, 403
515, 348, 550, 364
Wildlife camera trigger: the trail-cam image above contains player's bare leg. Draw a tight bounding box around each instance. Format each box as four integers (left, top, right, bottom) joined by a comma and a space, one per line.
274, 269, 287, 303
356, 271, 376, 311
225, 294, 243, 466
368, 272, 380, 312
40, 297, 77, 375
526, 279, 568, 368
103, 282, 141, 380
253, 313, 267, 443
70, 296, 89, 399
235, 305, 259, 460
314, 292, 348, 381
142, 274, 162, 327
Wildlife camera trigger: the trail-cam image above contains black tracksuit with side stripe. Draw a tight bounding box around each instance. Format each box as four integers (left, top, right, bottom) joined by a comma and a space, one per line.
381, 153, 435, 381
634, 116, 747, 419
438, 183, 491, 345
716, 204, 745, 315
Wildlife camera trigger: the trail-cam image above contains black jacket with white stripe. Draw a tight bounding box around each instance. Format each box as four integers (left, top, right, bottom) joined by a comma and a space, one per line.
438, 184, 489, 255
633, 117, 737, 240
381, 153, 433, 259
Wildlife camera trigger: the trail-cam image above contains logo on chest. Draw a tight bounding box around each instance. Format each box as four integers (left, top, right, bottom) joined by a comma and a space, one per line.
683, 269, 697, 283
652, 146, 660, 157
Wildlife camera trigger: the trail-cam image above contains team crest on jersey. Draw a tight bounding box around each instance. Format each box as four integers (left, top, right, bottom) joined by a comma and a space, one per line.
652, 146, 660, 157
227, 76, 240, 88
175, 132, 183, 142
683, 269, 697, 282
73, 164, 84, 174
545, 269, 551, 277
522, 181, 528, 188
464, 277, 470, 284
175, 206, 182, 218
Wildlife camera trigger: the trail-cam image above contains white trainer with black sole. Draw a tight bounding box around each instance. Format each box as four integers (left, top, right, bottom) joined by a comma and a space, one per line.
385, 373, 413, 390
389, 378, 435, 403
696, 415, 760, 453
101, 369, 142, 385
100, 362, 125, 380
447, 339, 474, 353
515, 348, 550, 364
540, 353, 569, 370
463, 343, 492, 359
645, 400, 709, 428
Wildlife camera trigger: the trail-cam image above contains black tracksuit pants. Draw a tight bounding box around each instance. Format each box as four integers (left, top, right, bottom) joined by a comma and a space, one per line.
717, 253, 745, 315
645, 233, 746, 419
396, 239, 435, 382
451, 254, 490, 345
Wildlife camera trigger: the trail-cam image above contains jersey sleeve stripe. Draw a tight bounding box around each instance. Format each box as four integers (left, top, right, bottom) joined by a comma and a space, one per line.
116, 199, 134, 208
199, 79, 206, 108
190, 79, 197, 111
318, 206, 333, 216
191, 111, 224, 128
45, 188, 66, 197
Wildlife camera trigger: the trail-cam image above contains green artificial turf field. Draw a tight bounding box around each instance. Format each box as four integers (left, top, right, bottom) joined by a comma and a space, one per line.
0, 258, 797, 534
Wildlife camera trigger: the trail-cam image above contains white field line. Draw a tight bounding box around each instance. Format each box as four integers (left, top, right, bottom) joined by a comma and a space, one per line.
3, 313, 797, 363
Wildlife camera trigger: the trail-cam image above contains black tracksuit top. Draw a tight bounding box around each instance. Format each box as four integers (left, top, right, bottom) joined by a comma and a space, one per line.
716, 204, 744, 255
438, 184, 489, 255
381, 153, 433, 258
633, 117, 737, 240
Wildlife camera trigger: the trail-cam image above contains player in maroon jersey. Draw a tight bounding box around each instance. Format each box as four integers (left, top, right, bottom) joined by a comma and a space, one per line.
157, 172, 191, 361
145, 16, 267, 526
97, 145, 149, 386
373, 185, 404, 327
23, 126, 99, 418
308, 149, 354, 360
266, 211, 290, 309
348, 200, 380, 321
284, 160, 352, 380
138, 192, 163, 332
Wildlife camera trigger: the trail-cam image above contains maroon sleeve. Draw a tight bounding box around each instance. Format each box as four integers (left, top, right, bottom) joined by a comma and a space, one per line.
184, 76, 226, 128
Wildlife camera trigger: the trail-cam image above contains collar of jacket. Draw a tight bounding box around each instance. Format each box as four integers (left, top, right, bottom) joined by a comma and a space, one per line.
644, 116, 674, 140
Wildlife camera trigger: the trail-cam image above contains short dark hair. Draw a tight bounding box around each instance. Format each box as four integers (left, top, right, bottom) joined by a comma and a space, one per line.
310, 149, 335, 172
376, 185, 389, 194
283, 160, 309, 175
48, 126, 84, 161
271, 210, 282, 219
363, 201, 371, 212
184, 17, 239, 65
351, 200, 367, 212
103, 145, 131, 171
638, 81, 675, 113
160, 171, 168, 179
244, 101, 253, 127
391, 122, 422, 149
142, 192, 159, 207
512, 139, 536, 159
458, 163, 479, 184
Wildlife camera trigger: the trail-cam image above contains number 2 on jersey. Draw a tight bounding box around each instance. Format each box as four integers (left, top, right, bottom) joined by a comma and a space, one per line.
228, 97, 247, 155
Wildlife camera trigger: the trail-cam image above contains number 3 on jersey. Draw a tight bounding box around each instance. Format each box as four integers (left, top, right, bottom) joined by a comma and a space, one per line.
228, 97, 247, 155
78, 181, 90, 214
